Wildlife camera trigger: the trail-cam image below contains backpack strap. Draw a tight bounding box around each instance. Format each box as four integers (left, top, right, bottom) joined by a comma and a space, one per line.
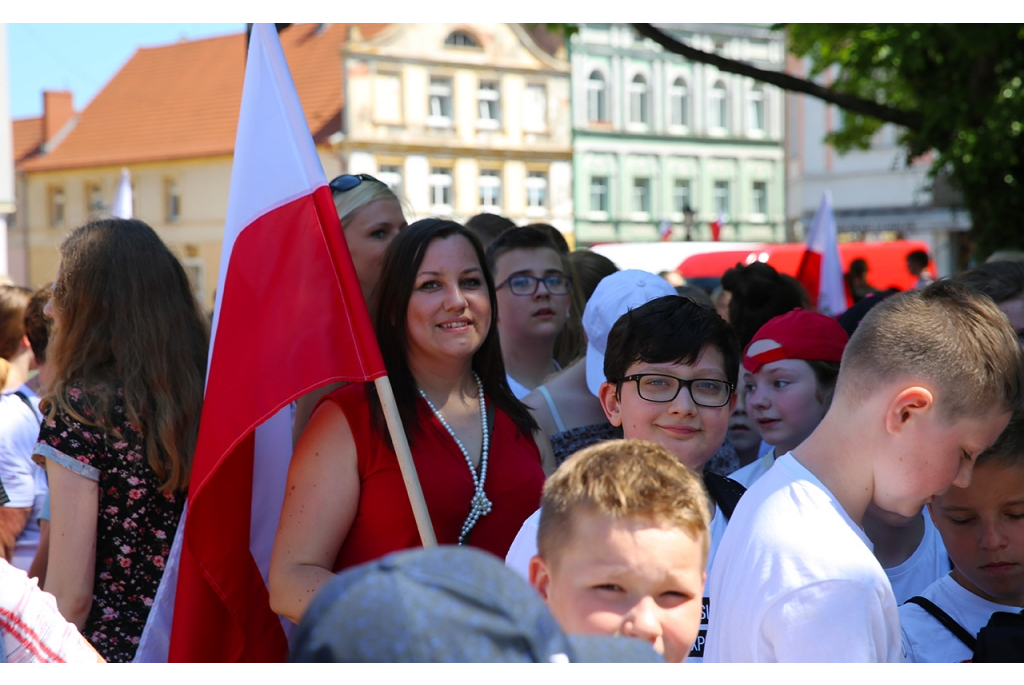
12, 390, 42, 425
702, 470, 746, 520
905, 596, 977, 651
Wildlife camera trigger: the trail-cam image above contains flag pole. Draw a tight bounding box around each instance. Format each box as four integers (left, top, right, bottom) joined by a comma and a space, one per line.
374, 376, 438, 547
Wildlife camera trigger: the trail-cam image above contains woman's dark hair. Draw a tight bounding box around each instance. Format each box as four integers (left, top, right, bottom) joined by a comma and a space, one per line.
955, 260, 1024, 304
45, 219, 209, 493
721, 262, 805, 348
806, 359, 842, 409
569, 250, 618, 303
23, 284, 52, 364
369, 218, 538, 445
604, 295, 741, 391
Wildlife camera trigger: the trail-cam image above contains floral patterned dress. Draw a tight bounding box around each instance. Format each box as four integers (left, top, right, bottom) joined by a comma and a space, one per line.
34, 385, 184, 663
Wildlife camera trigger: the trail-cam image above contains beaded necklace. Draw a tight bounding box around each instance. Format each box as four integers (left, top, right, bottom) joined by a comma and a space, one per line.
418, 371, 492, 545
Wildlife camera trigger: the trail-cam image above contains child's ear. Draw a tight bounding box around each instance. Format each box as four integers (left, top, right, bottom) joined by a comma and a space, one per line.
884, 386, 934, 435
529, 555, 552, 599
599, 381, 623, 426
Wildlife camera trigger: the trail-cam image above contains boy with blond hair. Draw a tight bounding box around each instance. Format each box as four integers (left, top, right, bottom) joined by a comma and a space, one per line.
706, 281, 1024, 662
529, 439, 711, 663
901, 414, 1024, 662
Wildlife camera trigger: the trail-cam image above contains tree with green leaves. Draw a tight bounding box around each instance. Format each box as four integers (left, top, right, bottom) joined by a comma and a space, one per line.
565, 23, 1024, 260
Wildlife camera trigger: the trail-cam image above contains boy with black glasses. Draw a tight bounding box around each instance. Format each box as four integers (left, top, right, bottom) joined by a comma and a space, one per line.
486, 228, 573, 399
508, 295, 743, 661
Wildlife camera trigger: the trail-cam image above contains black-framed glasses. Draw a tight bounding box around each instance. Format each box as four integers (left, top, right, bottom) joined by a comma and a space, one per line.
328, 173, 384, 194
496, 274, 573, 296
620, 374, 734, 407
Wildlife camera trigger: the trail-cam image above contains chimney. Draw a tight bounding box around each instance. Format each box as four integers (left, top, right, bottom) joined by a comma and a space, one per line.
43, 91, 74, 142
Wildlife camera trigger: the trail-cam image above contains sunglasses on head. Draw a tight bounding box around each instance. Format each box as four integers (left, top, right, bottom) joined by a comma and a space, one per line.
328, 174, 384, 194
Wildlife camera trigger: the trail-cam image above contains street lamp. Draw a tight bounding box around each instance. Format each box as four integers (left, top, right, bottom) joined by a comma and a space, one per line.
683, 205, 695, 242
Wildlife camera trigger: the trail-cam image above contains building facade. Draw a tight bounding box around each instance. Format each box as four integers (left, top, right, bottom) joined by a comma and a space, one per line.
785, 57, 970, 277
570, 24, 786, 246
0, 24, 14, 278
11, 25, 383, 306
339, 24, 574, 239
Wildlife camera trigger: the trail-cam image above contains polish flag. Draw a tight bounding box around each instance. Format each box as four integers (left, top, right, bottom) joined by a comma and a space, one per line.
135, 23, 385, 663
796, 190, 848, 316
111, 167, 132, 219
710, 213, 724, 242
658, 220, 673, 241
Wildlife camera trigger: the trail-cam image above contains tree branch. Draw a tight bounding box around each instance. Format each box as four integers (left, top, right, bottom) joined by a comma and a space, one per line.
631, 23, 925, 131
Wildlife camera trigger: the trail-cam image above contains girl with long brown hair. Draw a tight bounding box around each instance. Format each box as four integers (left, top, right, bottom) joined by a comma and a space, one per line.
34, 218, 208, 662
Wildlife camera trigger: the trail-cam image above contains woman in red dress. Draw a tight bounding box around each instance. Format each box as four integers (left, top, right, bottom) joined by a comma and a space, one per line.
269, 219, 554, 624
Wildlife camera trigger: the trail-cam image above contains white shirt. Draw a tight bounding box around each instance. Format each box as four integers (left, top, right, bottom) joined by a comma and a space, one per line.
728, 447, 775, 488
900, 573, 1013, 663
706, 452, 903, 663
0, 385, 46, 571
885, 514, 950, 605
506, 502, 728, 663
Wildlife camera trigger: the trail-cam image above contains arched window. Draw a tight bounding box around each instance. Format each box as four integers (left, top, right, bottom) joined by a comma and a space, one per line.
670, 77, 689, 127
445, 31, 479, 48
709, 80, 728, 130
587, 70, 607, 122
630, 74, 649, 125
748, 84, 765, 133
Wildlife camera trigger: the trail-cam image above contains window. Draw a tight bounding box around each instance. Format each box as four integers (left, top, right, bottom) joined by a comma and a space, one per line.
430, 167, 453, 209
713, 180, 730, 217
428, 77, 453, 126
523, 84, 547, 132
748, 84, 765, 133
590, 176, 609, 213
629, 74, 649, 125
479, 170, 502, 210
673, 180, 692, 214
526, 171, 547, 209
478, 81, 500, 126
752, 181, 767, 216
374, 72, 402, 123
85, 182, 103, 216
587, 71, 607, 122
670, 77, 689, 127
633, 177, 651, 214
182, 257, 206, 307
165, 179, 181, 223
445, 31, 478, 48
378, 164, 402, 197
709, 80, 728, 130
49, 186, 66, 227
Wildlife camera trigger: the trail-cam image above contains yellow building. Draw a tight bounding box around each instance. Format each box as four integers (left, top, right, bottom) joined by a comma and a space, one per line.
340, 24, 574, 239
11, 24, 386, 309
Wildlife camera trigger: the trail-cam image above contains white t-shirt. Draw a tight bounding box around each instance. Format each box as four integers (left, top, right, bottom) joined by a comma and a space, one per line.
506, 502, 728, 662
0, 385, 46, 572
705, 452, 903, 663
900, 573, 1014, 663
885, 514, 950, 605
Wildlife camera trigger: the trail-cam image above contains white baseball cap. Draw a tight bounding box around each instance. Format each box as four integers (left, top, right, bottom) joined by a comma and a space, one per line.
582, 270, 677, 398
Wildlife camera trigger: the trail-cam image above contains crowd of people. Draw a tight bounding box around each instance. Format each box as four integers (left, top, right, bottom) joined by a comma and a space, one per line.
1, 172, 1023, 663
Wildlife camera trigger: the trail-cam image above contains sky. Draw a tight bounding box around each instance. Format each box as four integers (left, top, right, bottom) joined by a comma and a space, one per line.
6, 24, 244, 120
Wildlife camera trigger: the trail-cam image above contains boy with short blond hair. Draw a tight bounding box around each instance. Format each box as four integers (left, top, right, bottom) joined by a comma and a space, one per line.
901, 414, 1024, 662
706, 281, 1024, 662
529, 439, 711, 663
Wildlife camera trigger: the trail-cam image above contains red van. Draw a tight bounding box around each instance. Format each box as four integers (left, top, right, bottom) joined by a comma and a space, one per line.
677, 240, 937, 293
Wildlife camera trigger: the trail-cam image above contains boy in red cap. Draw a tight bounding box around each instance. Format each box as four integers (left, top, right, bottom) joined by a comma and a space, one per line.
732, 309, 953, 604
705, 282, 1023, 662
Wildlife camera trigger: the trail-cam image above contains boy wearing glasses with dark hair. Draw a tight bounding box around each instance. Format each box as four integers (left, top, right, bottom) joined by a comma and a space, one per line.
485, 227, 573, 399
596, 294, 743, 661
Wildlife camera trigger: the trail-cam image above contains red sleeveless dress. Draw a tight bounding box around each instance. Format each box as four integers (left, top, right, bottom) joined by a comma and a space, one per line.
325, 383, 545, 572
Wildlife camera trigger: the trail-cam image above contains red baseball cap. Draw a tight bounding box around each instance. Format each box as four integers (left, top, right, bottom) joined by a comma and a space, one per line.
743, 308, 850, 373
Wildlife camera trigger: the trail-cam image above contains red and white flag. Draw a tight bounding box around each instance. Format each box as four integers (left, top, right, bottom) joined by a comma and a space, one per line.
796, 190, 848, 316
135, 23, 385, 663
709, 213, 724, 242
658, 220, 673, 242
